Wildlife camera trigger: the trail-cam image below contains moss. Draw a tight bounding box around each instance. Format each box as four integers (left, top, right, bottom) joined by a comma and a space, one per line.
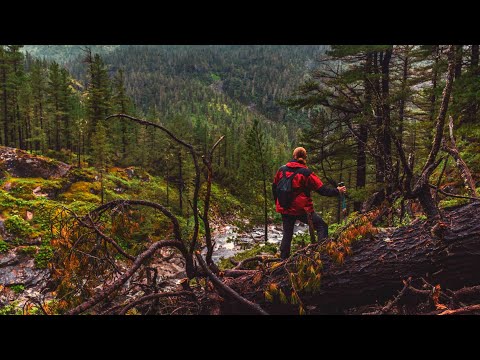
0, 190, 28, 211
17, 245, 38, 256
59, 181, 101, 203
5, 214, 34, 238
3, 177, 65, 200
0, 302, 22, 315
208, 183, 245, 218
10, 285, 25, 294
35, 246, 54, 269
439, 197, 470, 209
0, 240, 9, 253
67, 167, 97, 182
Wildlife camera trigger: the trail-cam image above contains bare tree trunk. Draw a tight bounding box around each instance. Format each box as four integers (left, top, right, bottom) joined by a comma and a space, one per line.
166, 165, 169, 207
414, 45, 457, 218
355, 52, 372, 212
465, 45, 479, 124
263, 177, 268, 243
398, 49, 409, 179
178, 149, 183, 215
337, 158, 344, 223
472, 45, 479, 68
454, 45, 463, 79
443, 116, 478, 199
309, 202, 480, 312
1, 58, 8, 146
373, 52, 384, 184
429, 46, 440, 123
202, 136, 225, 266
381, 46, 393, 195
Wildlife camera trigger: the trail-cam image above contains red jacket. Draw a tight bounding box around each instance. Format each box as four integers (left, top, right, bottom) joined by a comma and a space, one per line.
273, 160, 338, 215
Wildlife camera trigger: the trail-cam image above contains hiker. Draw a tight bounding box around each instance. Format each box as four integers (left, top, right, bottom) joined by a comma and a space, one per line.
272, 147, 346, 259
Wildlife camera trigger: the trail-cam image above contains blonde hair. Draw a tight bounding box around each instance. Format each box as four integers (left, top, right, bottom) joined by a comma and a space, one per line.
293, 147, 307, 165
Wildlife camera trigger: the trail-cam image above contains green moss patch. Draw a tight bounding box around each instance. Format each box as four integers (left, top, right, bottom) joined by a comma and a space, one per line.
59, 181, 101, 203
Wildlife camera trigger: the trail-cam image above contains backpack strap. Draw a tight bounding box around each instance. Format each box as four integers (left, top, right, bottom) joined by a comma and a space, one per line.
280, 165, 302, 179
280, 166, 312, 197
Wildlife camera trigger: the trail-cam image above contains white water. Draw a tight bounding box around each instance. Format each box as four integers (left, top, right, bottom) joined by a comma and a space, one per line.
206, 221, 309, 263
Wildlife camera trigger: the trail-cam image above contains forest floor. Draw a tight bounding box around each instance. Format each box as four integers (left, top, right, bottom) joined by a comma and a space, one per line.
0, 147, 257, 314
2, 146, 480, 315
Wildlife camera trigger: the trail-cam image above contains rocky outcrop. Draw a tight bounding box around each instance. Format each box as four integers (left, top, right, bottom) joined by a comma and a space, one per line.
0, 147, 71, 179
0, 250, 47, 287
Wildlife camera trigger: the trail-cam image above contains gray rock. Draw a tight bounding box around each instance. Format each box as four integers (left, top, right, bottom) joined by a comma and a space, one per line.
0, 251, 18, 267
0, 258, 48, 286
0, 146, 71, 179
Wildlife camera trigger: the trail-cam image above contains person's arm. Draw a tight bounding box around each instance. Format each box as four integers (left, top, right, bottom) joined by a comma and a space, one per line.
272, 170, 280, 202
307, 172, 346, 197
272, 182, 277, 202
316, 185, 340, 197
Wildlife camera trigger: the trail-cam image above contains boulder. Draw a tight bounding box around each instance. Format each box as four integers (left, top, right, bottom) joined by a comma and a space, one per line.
0, 146, 71, 179
0, 251, 47, 287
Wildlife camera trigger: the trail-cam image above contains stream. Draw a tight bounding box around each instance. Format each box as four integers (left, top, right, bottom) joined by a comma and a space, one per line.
206, 221, 309, 263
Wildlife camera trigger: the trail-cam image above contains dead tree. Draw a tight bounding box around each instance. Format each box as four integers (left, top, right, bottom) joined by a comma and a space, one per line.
200, 135, 225, 268
224, 201, 480, 314
49, 114, 267, 315
442, 116, 478, 199
390, 45, 457, 218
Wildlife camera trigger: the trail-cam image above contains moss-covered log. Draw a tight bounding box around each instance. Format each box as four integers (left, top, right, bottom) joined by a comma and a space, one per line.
224, 202, 480, 314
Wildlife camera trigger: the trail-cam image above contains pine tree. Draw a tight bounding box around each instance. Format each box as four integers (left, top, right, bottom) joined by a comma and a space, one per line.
85, 51, 111, 153
245, 118, 270, 242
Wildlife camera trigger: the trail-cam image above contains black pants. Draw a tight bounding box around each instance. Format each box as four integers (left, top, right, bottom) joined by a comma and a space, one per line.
280, 213, 328, 259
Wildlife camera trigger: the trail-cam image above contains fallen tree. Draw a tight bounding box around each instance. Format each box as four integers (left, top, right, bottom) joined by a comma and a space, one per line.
222, 201, 480, 314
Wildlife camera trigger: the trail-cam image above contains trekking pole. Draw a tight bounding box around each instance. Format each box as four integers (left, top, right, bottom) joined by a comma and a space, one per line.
338, 181, 347, 223
305, 209, 316, 244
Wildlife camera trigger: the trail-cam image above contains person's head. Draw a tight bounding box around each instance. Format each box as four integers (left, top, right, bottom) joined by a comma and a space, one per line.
293, 147, 307, 165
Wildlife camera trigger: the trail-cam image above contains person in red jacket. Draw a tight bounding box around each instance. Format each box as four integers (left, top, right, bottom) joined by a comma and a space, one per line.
272, 147, 346, 259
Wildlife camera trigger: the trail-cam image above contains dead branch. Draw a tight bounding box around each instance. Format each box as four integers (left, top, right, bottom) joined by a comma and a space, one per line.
201, 135, 225, 267
91, 199, 182, 240
363, 278, 412, 315
441, 115, 478, 198
422, 45, 456, 176
106, 114, 201, 258
428, 184, 479, 201
85, 214, 135, 262
195, 252, 269, 315
67, 239, 185, 315
223, 269, 258, 278
118, 291, 196, 315
233, 256, 281, 270
453, 285, 480, 299
438, 304, 480, 315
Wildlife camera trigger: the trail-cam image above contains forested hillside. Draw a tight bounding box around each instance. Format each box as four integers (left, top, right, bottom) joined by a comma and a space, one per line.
1, 45, 326, 221
23, 45, 120, 63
